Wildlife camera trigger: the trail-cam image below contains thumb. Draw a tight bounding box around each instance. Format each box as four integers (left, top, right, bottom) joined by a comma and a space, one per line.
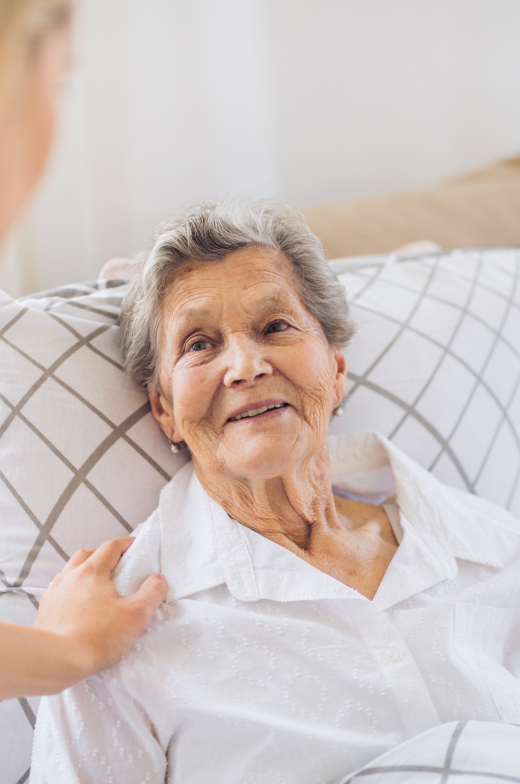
131, 573, 168, 618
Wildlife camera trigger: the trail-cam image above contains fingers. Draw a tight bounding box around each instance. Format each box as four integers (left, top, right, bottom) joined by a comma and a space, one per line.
86, 537, 136, 574
48, 538, 136, 591
128, 574, 168, 623
57, 537, 135, 579
60, 548, 96, 573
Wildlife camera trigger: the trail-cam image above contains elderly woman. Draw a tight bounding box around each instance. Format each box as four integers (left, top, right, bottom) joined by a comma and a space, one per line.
31, 202, 520, 784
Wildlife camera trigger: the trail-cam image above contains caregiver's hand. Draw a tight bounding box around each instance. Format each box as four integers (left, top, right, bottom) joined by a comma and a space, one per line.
0, 537, 167, 699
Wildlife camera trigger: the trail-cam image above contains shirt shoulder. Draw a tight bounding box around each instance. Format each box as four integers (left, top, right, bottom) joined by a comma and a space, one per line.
112, 507, 161, 598
328, 431, 520, 570
448, 487, 520, 569
451, 488, 520, 535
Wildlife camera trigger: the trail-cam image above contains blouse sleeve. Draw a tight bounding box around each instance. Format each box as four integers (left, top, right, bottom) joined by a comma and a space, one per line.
30, 673, 167, 784
30, 510, 166, 784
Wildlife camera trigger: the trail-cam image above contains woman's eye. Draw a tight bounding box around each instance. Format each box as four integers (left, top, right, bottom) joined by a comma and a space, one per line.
189, 340, 212, 352
265, 321, 288, 334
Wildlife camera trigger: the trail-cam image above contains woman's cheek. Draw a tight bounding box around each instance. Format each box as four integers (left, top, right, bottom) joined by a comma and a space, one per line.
174, 364, 217, 429
280, 338, 332, 395
290, 346, 336, 431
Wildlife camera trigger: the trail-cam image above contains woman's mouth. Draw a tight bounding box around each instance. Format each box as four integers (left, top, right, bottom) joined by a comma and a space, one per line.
227, 403, 290, 422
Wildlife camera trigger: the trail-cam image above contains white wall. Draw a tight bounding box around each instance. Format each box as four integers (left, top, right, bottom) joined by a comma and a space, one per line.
2, 0, 520, 296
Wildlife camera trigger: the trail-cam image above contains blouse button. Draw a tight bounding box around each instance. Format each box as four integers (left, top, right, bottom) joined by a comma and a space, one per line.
383, 645, 400, 662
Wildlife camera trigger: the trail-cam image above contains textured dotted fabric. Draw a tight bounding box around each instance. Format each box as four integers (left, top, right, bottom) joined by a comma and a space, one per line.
31, 433, 520, 784
2, 249, 520, 781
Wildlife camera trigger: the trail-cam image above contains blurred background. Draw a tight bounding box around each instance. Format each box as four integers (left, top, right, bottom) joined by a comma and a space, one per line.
1, 0, 520, 297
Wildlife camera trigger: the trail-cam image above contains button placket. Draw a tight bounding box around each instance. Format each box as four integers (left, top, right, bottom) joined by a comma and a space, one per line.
345, 600, 439, 736
383, 645, 400, 663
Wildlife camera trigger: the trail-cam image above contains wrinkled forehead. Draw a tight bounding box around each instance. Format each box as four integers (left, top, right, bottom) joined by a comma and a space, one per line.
160, 247, 306, 330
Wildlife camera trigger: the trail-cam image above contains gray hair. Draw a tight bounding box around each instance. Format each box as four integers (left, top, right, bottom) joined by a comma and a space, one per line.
120, 200, 355, 392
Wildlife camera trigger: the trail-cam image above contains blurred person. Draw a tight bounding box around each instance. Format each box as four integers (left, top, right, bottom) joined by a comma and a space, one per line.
0, 0, 167, 699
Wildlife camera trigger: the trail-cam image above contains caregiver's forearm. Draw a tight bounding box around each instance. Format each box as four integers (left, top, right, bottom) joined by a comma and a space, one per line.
0, 537, 167, 699
0, 623, 85, 698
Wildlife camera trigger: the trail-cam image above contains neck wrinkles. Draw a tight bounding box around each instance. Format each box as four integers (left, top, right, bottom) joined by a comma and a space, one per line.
192, 442, 343, 555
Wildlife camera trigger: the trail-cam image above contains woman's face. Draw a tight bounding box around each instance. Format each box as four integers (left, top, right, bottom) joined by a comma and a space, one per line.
150, 247, 347, 482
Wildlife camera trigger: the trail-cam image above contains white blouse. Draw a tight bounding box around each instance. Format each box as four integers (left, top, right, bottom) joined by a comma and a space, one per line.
30, 432, 520, 784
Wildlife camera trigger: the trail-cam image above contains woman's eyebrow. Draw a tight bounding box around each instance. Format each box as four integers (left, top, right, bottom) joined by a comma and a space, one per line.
162, 309, 212, 353
168, 289, 296, 338
168, 305, 216, 332
242, 290, 293, 313
176, 307, 211, 324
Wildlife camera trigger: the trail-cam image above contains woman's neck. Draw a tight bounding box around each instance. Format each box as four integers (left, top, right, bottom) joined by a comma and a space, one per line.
192, 444, 399, 600
193, 444, 342, 554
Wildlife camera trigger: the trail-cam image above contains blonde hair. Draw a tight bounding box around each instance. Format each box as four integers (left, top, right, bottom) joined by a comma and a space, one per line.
0, 0, 71, 112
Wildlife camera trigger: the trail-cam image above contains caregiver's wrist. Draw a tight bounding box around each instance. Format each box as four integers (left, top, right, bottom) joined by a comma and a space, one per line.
31, 629, 89, 694
52, 631, 105, 689
24, 627, 95, 694
0, 624, 89, 698
30, 630, 116, 694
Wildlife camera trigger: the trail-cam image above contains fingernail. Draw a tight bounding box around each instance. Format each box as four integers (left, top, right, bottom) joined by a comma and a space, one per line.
157, 573, 168, 587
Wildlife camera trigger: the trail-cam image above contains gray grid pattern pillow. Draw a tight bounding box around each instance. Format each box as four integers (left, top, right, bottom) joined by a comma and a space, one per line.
330, 249, 520, 514
335, 720, 520, 784
0, 281, 189, 784
1, 248, 519, 782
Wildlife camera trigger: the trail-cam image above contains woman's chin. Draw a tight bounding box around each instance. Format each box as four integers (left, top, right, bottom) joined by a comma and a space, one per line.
224, 432, 305, 479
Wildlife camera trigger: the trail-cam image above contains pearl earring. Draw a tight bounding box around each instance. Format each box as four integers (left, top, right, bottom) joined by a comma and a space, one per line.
170, 436, 186, 453
332, 405, 343, 417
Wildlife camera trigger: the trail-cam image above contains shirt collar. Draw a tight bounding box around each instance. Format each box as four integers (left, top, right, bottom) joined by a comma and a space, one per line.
159, 431, 519, 605
159, 464, 359, 604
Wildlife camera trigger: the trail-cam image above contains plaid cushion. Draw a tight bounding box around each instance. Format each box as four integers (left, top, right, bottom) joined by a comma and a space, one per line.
331, 249, 520, 512
335, 720, 520, 784
0, 280, 188, 783
1, 248, 519, 782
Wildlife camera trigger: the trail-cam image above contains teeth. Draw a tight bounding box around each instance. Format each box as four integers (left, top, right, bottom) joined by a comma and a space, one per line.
230, 404, 285, 421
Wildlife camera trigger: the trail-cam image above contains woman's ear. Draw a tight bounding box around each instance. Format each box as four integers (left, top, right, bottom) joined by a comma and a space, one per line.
333, 349, 347, 405
148, 385, 182, 442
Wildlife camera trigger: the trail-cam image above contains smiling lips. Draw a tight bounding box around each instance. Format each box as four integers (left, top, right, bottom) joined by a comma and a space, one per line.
228, 403, 288, 422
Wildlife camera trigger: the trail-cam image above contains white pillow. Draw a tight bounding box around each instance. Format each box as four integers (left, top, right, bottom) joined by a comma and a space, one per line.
337, 720, 520, 784
330, 249, 520, 513
1, 248, 519, 782
0, 281, 189, 783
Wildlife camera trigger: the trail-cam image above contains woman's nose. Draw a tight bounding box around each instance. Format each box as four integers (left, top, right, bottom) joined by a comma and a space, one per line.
223, 336, 272, 387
